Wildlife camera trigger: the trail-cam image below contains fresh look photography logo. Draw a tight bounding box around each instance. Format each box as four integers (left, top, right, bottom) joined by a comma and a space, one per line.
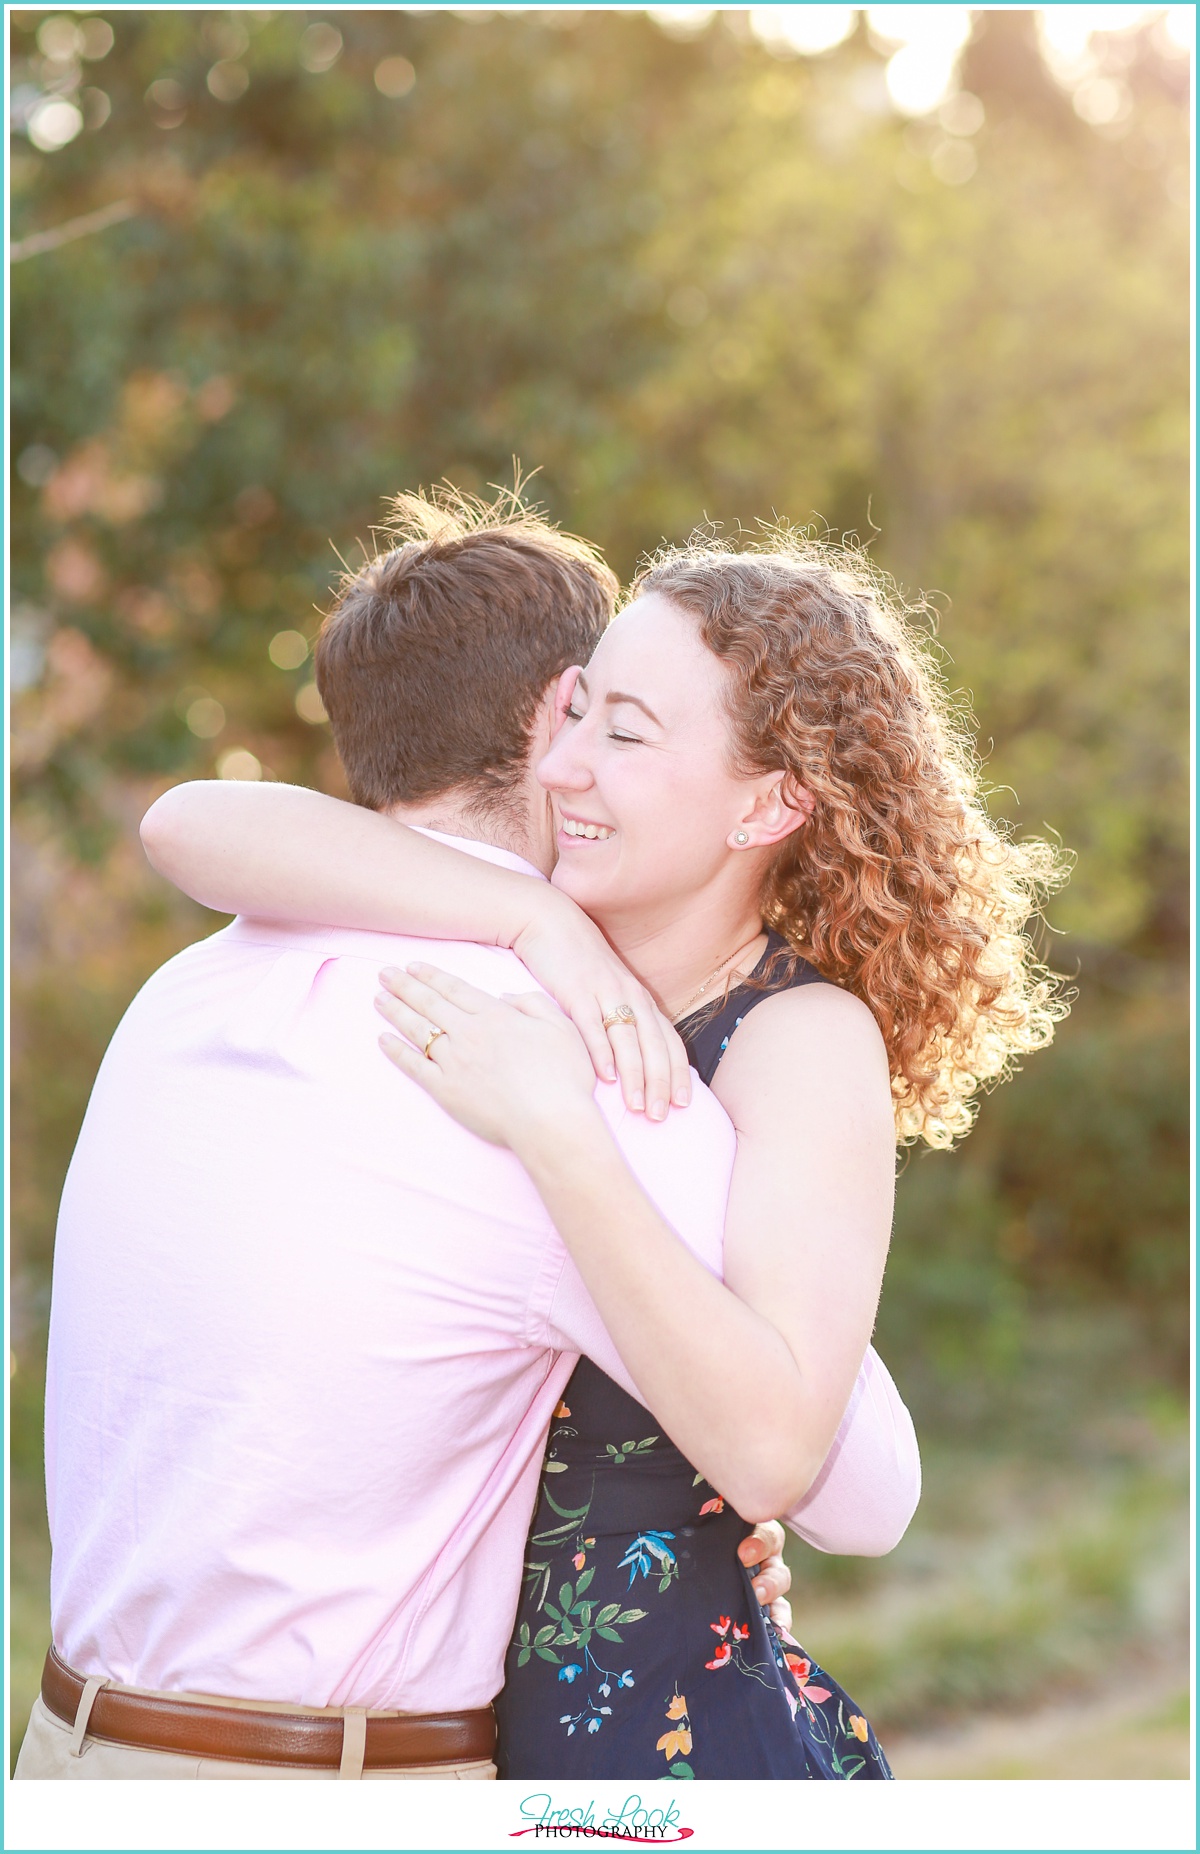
510, 1792, 694, 1843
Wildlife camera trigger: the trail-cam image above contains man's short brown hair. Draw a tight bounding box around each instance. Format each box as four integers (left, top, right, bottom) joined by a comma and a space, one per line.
315, 485, 617, 813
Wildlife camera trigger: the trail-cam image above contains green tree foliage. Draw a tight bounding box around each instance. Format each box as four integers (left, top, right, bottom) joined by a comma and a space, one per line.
10, 8, 1189, 1357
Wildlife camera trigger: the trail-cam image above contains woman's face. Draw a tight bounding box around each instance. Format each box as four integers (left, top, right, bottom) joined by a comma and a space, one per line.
537, 592, 776, 928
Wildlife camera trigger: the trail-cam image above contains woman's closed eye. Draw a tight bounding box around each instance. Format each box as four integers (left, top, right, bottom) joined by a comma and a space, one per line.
565, 703, 643, 745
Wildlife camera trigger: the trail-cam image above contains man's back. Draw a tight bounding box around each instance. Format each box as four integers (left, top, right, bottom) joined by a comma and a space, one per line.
47, 860, 734, 1712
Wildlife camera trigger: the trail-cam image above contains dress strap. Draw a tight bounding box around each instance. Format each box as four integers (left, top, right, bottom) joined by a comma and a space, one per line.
677, 931, 831, 1087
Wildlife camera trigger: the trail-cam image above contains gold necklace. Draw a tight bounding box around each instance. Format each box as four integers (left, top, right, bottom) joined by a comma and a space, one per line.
673, 931, 765, 1019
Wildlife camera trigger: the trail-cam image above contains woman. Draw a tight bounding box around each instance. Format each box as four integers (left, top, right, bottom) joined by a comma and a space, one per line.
143, 534, 1065, 1777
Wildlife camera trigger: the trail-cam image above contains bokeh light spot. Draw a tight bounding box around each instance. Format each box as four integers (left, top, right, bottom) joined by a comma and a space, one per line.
145, 76, 187, 128
78, 18, 115, 61
930, 137, 978, 185
300, 23, 344, 74
749, 7, 855, 57
207, 62, 249, 103
1073, 75, 1133, 126
866, 4, 973, 115
204, 16, 249, 61
937, 90, 985, 137
36, 15, 81, 60
269, 629, 310, 671
27, 98, 84, 152
146, 78, 185, 112
47, 537, 107, 603
195, 375, 237, 422
1039, 6, 1171, 86
17, 444, 59, 488
887, 44, 956, 116
295, 682, 328, 724
217, 748, 262, 781
375, 56, 416, 98
82, 88, 112, 130
647, 7, 715, 40
186, 696, 226, 739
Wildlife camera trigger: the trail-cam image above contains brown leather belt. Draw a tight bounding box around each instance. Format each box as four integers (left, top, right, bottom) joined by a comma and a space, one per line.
41, 1647, 496, 1771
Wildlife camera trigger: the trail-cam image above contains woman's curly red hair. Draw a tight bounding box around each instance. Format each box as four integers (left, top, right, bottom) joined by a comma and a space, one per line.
633, 532, 1071, 1149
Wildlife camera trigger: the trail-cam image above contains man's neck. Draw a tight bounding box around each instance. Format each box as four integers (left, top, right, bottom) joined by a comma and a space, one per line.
384, 794, 550, 873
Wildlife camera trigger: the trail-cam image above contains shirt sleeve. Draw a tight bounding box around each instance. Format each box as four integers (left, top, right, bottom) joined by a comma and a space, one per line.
781, 1345, 921, 1556
542, 1250, 644, 1400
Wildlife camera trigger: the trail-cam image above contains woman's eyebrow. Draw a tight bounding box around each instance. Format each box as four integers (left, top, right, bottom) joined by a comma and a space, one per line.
605, 690, 664, 726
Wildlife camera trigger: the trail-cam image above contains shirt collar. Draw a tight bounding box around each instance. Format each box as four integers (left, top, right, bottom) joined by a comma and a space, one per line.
410, 825, 547, 882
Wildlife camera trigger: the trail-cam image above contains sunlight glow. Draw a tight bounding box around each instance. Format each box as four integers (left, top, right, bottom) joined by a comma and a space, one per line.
1162, 5, 1194, 50
748, 7, 856, 57
866, 7, 972, 50
648, 5, 1188, 94
863, 8, 973, 116
885, 42, 955, 115
1039, 7, 1184, 83
647, 7, 715, 40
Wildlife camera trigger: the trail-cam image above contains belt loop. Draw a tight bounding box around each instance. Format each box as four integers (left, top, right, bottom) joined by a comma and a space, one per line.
69, 1676, 109, 1757
339, 1707, 367, 1780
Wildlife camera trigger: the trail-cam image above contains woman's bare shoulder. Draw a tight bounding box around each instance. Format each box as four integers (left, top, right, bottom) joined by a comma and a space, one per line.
733, 978, 885, 1054
710, 980, 892, 1121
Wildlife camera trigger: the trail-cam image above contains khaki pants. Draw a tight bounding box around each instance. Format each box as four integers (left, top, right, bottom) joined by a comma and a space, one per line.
15, 1694, 497, 1781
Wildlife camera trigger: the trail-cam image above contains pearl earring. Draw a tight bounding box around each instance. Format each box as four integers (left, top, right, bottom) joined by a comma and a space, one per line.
734, 830, 749, 846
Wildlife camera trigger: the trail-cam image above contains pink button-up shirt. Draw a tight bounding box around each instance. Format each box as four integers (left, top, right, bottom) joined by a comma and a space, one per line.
46, 835, 918, 1713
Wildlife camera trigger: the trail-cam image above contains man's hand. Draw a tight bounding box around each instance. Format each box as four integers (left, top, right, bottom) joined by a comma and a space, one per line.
738, 1520, 793, 1633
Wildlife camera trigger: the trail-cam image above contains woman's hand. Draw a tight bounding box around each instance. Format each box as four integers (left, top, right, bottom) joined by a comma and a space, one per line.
738, 1520, 793, 1632
376, 963, 602, 1150
513, 894, 691, 1120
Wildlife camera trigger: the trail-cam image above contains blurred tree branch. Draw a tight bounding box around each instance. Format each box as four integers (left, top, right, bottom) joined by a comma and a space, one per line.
10, 199, 135, 264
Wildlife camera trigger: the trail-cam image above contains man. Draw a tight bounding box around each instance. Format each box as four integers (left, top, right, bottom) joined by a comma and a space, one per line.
18, 490, 917, 1780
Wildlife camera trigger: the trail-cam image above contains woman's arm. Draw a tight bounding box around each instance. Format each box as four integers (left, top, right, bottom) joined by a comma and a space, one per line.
376, 965, 895, 1523
140, 780, 548, 940
140, 781, 689, 1114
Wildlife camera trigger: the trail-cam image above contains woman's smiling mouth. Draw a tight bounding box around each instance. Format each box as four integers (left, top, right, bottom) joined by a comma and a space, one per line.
560, 816, 616, 841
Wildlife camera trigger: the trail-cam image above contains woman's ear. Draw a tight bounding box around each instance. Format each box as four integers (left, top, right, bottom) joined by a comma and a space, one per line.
551, 665, 583, 736
729, 777, 814, 851
776, 777, 816, 828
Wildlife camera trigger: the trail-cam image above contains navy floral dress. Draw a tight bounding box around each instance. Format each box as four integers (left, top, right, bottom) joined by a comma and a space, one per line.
496, 934, 893, 1781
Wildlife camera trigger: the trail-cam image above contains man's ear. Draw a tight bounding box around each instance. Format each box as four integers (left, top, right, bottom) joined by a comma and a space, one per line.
730, 776, 814, 851
551, 665, 583, 735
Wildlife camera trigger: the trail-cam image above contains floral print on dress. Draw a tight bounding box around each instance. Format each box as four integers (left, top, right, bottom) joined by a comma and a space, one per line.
704, 1612, 779, 1688
656, 1691, 695, 1780
618, 1531, 678, 1592
496, 1358, 893, 1781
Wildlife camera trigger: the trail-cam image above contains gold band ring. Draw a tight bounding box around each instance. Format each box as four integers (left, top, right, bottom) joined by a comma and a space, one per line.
422, 1024, 447, 1058
602, 1005, 638, 1031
